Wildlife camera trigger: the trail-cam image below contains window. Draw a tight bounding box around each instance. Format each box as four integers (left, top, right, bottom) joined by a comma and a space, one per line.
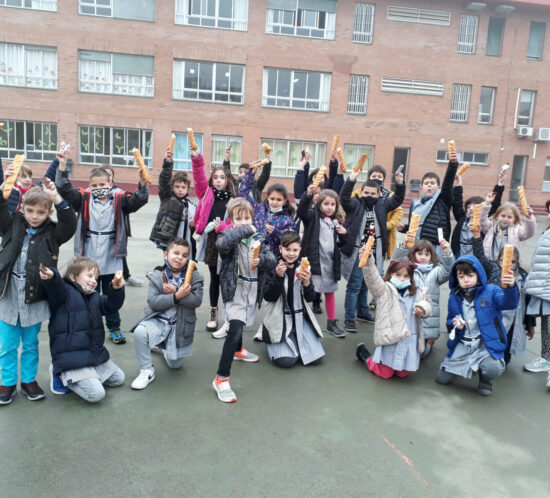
211, 135, 242, 173
79, 125, 152, 166
518, 90, 536, 126
263, 68, 331, 112
266, 0, 336, 40
527, 22, 546, 60
175, 0, 248, 31
543, 157, 550, 192
353, 3, 375, 44
172, 131, 204, 171
450, 84, 471, 123
0, 43, 57, 89
436, 149, 489, 166
386, 5, 450, 26
79, 51, 154, 97
0, 0, 56, 11
173, 60, 245, 104
381, 77, 443, 96
79, 0, 155, 22
344, 144, 374, 181
259, 138, 325, 177
486, 17, 505, 56
478, 86, 495, 124
347, 74, 369, 115
457, 14, 478, 54
0, 119, 57, 161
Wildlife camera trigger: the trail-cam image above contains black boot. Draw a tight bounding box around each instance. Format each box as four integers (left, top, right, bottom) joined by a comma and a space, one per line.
327, 319, 345, 338
355, 343, 371, 362
477, 372, 493, 396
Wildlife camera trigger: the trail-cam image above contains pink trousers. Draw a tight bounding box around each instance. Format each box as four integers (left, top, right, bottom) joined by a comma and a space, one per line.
367, 357, 410, 379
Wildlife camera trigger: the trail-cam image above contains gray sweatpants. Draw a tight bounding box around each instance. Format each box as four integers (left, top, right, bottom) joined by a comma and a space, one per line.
436, 355, 505, 384
68, 366, 125, 403
134, 324, 183, 370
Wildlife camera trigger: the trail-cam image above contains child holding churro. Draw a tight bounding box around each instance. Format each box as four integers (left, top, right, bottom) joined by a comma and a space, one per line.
298, 187, 347, 338
355, 253, 431, 379
213, 198, 276, 403
262, 232, 325, 368
130, 238, 203, 390
40, 257, 125, 402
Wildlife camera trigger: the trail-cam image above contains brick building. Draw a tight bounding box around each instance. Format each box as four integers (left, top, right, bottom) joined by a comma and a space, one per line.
1, 0, 550, 205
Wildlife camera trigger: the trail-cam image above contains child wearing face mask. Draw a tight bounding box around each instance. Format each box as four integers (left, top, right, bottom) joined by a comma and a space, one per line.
56, 153, 149, 345
355, 256, 432, 379
262, 232, 324, 368
393, 236, 455, 358
298, 187, 348, 337
190, 147, 236, 332
480, 194, 536, 263
436, 256, 518, 396
471, 229, 534, 365
39, 257, 125, 403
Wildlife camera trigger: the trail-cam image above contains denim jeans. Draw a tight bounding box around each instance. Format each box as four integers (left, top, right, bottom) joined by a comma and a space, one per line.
0, 319, 41, 386
344, 256, 370, 322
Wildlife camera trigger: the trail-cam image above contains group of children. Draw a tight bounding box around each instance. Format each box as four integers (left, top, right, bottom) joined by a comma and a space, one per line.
0, 140, 549, 406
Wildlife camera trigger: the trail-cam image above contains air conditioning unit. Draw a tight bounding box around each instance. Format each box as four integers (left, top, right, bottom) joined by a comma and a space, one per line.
536, 128, 550, 141
517, 126, 533, 138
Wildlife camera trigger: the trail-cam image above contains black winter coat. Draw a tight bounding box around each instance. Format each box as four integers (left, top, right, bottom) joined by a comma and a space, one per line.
297, 192, 348, 281
450, 184, 504, 257
42, 270, 125, 376
0, 196, 77, 303
404, 160, 459, 244
340, 179, 405, 258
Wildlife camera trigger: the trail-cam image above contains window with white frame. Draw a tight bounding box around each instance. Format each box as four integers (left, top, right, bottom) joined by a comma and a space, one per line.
0, 0, 57, 11
79, 125, 152, 166
478, 86, 495, 124
387, 5, 450, 26
0, 119, 58, 161
259, 138, 326, 178
457, 15, 478, 54
353, 3, 375, 44
263, 68, 331, 112
347, 74, 369, 115
173, 60, 245, 104
79, 51, 154, 97
79, 0, 155, 21
0, 43, 57, 89
172, 131, 204, 171
175, 0, 248, 30
543, 157, 550, 192
518, 90, 536, 126
266, 0, 336, 40
381, 77, 443, 96
527, 21, 546, 60
450, 84, 471, 122
436, 149, 488, 166
211, 135, 242, 173
344, 144, 374, 180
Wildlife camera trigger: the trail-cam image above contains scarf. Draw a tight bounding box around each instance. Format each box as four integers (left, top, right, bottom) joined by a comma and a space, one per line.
415, 263, 434, 273
420, 194, 433, 204
213, 188, 232, 201
457, 284, 478, 302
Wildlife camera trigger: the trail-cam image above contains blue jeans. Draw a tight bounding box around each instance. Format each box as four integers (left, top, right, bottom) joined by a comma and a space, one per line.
0, 319, 41, 386
344, 256, 370, 322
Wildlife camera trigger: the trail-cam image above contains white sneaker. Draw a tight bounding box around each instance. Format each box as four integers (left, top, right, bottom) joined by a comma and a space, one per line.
213, 321, 229, 339
233, 347, 260, 363
213, 376, 237, 403
523, 357, 550, 373
131, 368, 155, 390
126, 276, 144, 287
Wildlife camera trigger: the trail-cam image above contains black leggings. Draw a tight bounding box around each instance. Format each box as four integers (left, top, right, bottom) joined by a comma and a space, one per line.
217, 320, 244, 377
209, 265, 220, 307
272, 356, 322, 368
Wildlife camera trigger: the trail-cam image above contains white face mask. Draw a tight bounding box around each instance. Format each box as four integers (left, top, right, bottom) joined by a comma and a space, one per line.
270, 205, 283, 213
390, 276, 410, 289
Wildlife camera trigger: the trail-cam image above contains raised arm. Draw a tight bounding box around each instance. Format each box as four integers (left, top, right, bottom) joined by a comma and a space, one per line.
254, 160, 272, 193
158, 151, 175, 201
440, 158, 460, 208
296, 191, 314, 223
191, 152, 209, 199
517, 212, 537, 241
238, 169, 259, 208
452, 185, 465, 221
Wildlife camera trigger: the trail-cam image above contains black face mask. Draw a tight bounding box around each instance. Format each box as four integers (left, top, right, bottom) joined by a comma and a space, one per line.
363, 196, 377, 208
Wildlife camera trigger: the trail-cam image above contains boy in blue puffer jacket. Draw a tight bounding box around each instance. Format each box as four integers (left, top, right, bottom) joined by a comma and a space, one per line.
436, 255, 518, 396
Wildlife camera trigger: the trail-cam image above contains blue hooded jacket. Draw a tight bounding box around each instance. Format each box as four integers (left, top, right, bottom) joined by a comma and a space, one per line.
446, 255, 519, 359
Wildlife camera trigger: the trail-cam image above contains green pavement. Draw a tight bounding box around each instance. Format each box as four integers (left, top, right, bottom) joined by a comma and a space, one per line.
1, 199, 549, 497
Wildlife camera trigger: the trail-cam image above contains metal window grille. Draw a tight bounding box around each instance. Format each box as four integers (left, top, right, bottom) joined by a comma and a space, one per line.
450, 84, 471, 122
387, 5, 451, 26
353, 3, 375, 44
347, 74, 369, 114
381, 77, 443, 96
457, 15, 478, 54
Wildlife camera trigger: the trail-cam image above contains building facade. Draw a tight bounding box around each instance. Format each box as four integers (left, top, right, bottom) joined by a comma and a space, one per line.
1, 0, 550, 205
